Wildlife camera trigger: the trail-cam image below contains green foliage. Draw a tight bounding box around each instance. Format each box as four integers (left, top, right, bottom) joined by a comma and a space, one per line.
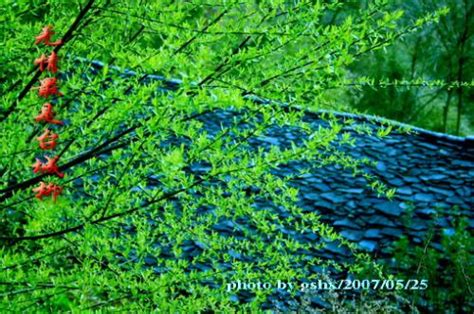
347, 0, 474, 135
0, 0, 468, 311
390, 214, 474, 312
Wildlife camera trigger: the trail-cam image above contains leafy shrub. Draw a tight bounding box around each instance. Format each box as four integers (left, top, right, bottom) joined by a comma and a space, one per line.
390, 215, 473, 312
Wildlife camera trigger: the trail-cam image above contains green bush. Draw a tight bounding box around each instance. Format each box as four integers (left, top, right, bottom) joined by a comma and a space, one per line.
390, 215, 473, 312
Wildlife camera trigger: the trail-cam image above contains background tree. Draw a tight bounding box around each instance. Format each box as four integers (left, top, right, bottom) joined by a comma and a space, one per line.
347, 0, 473, 135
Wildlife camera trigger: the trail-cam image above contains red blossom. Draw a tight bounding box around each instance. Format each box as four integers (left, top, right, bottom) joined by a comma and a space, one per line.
31, 155, 64, 178
37, 129, 59, 150
35, 103, 64, 125
34, 54, 48, 71
32, 182, 63, 201
34, 26, 62, 47
37, 77, 63, 98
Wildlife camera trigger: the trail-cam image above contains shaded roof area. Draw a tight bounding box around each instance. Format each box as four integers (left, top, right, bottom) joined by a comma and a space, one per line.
69, 57, 474, 256
190, 104, 474, 256
57, 58, 474, 309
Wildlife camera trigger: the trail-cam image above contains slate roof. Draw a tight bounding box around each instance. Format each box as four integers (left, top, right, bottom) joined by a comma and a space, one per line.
64, 58, 474, 309
72, 57, 474, 260
194, 106, 474, 257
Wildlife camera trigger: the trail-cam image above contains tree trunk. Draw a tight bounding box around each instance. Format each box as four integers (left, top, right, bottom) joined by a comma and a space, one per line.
455, 0, 471, 135
443, 89, 452, 133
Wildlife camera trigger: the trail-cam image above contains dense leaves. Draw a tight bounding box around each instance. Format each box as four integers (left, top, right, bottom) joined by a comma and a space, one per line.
0, 0, 470, 312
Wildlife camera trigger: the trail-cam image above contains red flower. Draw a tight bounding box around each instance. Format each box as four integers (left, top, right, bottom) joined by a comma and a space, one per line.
37, 77, 63, 98
34, 54, 48, 71
31, 155, 64, 178
35, 103, 64, 125
46, 51, 58, 73
37, 129, 59, 150
34, 26, 62, 47
32, 182, 63, 201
